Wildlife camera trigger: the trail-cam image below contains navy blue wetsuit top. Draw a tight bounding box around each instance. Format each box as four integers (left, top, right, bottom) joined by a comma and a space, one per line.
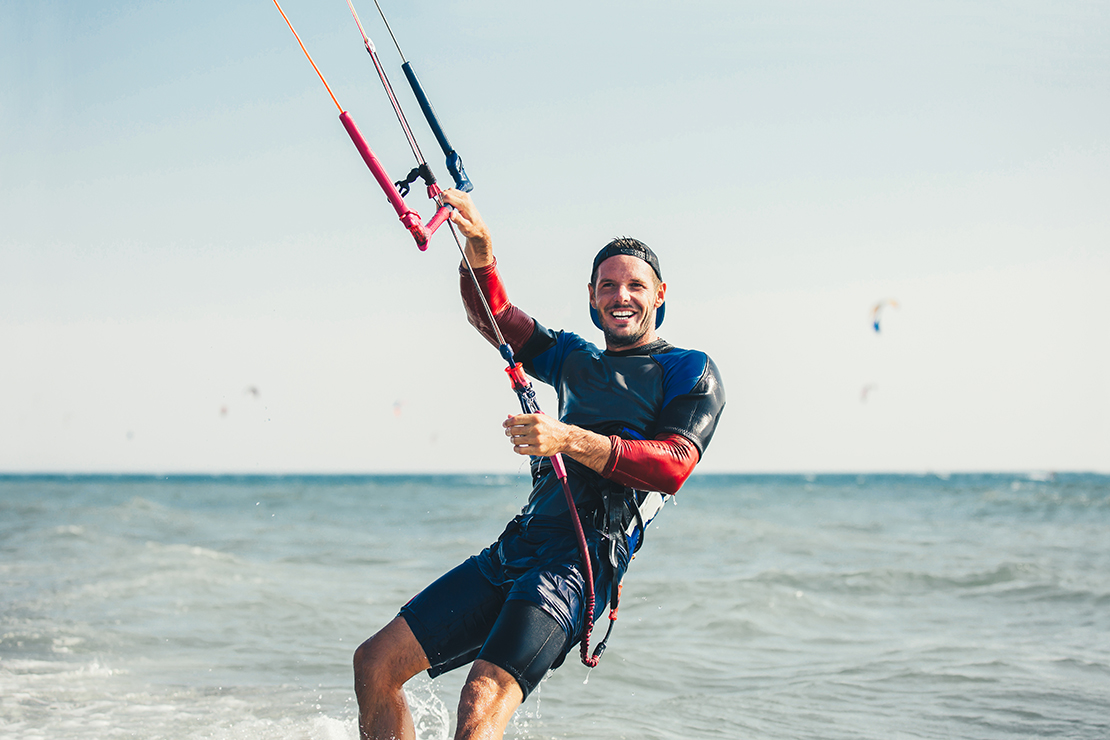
469, 321, 725, 637
512, 322, 726, 522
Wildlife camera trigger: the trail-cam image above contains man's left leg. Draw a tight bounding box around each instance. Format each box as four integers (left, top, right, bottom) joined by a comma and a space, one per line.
453, 659, 523, 740
453, 599, 571, 740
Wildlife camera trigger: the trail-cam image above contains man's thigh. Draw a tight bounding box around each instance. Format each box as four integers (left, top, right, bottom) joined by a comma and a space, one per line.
399, 557, 505, 677
477, 599, 570, 701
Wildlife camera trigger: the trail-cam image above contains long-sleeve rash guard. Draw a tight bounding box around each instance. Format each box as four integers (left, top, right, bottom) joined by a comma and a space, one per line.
460, 260, 725, 510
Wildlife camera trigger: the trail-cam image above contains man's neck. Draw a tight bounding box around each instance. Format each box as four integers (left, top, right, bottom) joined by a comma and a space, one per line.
605, 337, 671, 356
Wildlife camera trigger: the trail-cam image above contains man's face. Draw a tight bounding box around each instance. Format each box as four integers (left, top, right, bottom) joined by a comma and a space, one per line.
588, 255, 667, 350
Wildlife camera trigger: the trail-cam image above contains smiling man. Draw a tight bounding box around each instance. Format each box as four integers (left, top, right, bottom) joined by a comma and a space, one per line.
589, 241, 666, 348
353, 190, 726, 740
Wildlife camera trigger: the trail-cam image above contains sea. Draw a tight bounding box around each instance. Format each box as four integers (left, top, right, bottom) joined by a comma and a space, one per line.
2, 473, 1109, 740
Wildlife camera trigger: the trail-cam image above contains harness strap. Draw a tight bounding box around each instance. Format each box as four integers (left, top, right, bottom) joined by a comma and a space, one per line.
627, 494, 647, 554
607, 490, 624, 570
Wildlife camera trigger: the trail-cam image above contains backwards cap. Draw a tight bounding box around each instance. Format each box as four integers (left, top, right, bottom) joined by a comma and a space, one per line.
589, 237, 666, 330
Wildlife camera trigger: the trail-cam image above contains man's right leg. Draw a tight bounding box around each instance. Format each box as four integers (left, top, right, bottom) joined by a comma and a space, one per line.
353, 616, 430, 740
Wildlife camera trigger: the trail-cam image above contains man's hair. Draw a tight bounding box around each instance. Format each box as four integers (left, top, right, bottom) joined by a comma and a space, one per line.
590, 237, 662, 286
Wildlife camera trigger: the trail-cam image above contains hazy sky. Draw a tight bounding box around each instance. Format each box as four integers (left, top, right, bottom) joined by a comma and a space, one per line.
2, 1, 1108, 474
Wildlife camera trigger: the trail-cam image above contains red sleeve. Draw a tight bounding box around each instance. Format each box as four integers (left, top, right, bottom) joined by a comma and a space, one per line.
602, 433, 700, 495
460, 259, 535, 352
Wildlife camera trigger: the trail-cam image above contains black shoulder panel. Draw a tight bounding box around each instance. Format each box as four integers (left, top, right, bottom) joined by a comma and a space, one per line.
655, 355, 726, 454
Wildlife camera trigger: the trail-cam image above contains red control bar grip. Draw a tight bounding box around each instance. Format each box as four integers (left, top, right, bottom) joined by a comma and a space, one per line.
339, 111, 450, 250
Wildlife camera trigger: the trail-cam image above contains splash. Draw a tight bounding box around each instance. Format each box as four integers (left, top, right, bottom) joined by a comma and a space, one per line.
404, 680, 451, 740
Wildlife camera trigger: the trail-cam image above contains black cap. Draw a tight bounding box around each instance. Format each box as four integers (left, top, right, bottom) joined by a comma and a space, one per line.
591, 238, 662, 284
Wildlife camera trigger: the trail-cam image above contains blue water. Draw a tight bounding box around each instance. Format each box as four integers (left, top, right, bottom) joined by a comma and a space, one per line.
2, 473, 1109, 739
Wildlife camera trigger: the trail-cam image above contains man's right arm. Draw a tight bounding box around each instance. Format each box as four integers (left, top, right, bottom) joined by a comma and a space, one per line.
459, 261, 536, 352
441, 189, 493, 269
441, 189, 538, 354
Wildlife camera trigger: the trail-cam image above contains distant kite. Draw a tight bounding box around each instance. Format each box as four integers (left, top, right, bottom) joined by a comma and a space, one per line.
860, 383, 878, 403
392, 400, 407, 418
871, 299, 899, 333
220, 386, 260, 417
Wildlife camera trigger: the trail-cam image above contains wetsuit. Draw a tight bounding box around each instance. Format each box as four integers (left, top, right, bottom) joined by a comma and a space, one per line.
399, 260, 725, 699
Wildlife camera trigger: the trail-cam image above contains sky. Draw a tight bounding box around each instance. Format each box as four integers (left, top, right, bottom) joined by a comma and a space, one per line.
1, 0, 1108, 475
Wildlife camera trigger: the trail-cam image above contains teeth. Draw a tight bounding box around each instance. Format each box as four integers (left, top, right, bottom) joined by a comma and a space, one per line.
612, 311, 634, 318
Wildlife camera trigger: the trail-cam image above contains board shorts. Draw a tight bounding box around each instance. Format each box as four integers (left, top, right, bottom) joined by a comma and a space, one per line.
398, 515, 620, 700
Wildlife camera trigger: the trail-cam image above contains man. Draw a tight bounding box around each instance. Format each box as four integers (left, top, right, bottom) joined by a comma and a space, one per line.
353, 190, 725, 740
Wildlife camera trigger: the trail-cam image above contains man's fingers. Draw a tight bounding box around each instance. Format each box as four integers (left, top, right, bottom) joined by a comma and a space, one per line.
502, 414, 556, 456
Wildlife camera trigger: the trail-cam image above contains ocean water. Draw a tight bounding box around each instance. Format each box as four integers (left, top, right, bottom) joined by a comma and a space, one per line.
2, 473, 1109, 740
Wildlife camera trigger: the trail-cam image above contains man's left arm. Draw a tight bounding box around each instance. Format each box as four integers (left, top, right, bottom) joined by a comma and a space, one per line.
503, 418, 704, 495
608, 352, 726, 493
602, 434, 701, 495
504, 353, 725, 495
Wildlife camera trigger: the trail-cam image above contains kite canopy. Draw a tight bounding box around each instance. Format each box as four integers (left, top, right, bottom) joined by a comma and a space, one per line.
871, 298, 899, 333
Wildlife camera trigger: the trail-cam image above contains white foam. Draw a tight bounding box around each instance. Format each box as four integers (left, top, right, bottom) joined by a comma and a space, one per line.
404, 677, 451, 740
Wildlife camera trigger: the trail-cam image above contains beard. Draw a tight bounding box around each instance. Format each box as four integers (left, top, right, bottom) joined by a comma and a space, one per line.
601, 310, 654, 349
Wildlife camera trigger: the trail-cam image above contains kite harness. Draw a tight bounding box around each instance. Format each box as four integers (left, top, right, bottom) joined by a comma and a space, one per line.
271, 0, 609, 667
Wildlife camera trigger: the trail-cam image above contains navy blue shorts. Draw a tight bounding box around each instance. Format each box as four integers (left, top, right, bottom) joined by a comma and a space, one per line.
398, 517, 623, 699
400, 558, 570, 699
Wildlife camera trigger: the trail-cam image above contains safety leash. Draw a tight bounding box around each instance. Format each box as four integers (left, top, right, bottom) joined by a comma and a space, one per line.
449, 242, 603, 666
446, 234, 604, 666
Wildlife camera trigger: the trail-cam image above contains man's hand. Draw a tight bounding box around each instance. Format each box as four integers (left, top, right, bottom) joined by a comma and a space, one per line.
441, 189, 493, 268
502, 414, 613, 474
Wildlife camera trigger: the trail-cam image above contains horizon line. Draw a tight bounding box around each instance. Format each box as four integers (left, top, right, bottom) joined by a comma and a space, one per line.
2, 470, 1106, 480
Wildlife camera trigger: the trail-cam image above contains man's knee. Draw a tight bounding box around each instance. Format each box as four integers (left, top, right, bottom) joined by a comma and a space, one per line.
352, 636, 386, 686
353, 616, 429, 692
455, 660, 523, 739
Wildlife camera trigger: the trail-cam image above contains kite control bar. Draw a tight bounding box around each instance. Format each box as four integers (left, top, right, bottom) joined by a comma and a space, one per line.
271, 0, 449, 250
339, 112, 450, 249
